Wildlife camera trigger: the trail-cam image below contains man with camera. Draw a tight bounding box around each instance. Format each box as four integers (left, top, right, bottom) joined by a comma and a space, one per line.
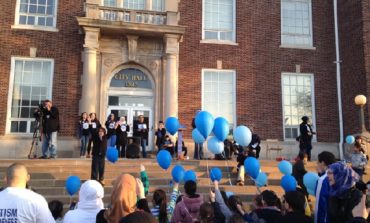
40, 100, 60, 159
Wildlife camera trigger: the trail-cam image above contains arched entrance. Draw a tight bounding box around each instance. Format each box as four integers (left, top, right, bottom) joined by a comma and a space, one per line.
106, 67, 155, 150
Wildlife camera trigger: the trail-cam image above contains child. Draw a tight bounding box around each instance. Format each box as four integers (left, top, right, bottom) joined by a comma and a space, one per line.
91, 127, 107, 185
162, 135, 175, 157
150, 182, 179, 223
48, 200, 64, 223
351, 141, 368, 179
155, 121, 166, 152
78, 112, 90, 158
293, 153, 308, 199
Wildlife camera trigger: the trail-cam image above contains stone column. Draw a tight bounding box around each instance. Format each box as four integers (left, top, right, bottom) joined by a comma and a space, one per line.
80, 27, 100, 114
164, 34, 180, 118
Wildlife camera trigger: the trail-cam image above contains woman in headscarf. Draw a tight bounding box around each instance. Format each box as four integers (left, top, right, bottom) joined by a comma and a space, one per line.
96, 174, 149, 223
63, 180, 104, 223
327, 162, 362, 223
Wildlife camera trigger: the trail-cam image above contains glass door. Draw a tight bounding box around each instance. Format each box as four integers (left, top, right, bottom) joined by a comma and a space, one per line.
107, 106, 153, 150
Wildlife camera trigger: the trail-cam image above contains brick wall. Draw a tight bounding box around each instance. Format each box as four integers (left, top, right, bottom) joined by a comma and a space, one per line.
0, 0, 84, 136
178, 0, 339, 142
338, 0, 369, 136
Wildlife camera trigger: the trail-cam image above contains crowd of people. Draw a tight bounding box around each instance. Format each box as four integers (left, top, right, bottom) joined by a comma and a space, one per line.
1, 148, 370, 223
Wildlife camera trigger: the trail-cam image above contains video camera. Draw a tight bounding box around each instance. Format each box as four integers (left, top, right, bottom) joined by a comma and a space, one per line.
33, 103, 46, 121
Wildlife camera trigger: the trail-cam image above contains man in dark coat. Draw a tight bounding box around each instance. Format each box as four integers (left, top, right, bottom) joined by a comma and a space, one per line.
299, 116, 315, 161
41, 99, 60, 159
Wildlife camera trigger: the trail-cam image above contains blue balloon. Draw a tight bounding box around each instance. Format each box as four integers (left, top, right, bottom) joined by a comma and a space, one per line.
195, 111, 214, 139
192, 128, 206, 144
244, 157, 260, 179
207, 136, 224, 154
107, 147, 118, 163
281, 175, 297, 192
165, 117, 180, 135
255, 172, 268, 187
278, 160, 292, 175
157, 150, 172, 170
346, 135, 355, 144
303, 172, 319, 196
210, 167, 222, 182
65, 176, 81, 196
171, 165, 185, 183
213, 117, 229, 141
183, 170, 197, 183
234, 126, 252, 147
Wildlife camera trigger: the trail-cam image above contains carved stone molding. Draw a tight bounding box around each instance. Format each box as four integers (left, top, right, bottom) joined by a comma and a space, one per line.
127, 35, 139, 61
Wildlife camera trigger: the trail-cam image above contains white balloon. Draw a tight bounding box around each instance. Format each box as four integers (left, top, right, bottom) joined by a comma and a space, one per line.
207, 136, 224, 154
233, 125, 252, 147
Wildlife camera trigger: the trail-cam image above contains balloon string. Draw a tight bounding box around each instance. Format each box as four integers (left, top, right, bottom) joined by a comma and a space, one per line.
225, 158, 233, 186
249, 176, 262, 194
205, 142, 210, 186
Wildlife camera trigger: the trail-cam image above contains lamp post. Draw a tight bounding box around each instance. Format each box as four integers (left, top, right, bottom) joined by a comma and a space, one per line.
354, 94, 367, 133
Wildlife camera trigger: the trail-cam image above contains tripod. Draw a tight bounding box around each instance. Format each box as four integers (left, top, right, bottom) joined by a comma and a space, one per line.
28, 120, 41, 159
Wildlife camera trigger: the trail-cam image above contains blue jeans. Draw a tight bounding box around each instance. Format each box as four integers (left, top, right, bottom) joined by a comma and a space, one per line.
141, 138, 147, 158
194, 143, 204, 159
42, 132, 57, 158
107, 135, 117, 148
80, 135, 89, 156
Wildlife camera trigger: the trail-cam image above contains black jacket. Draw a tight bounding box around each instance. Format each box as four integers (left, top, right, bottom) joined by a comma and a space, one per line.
299, 122, 313, 145
345, 217, 368, 223
92, 135, 107, 157
254, 208, 283, 223
42, 107, 59, 133
89, 119, 101, 137
155, 128, 166, 146
133, 121, 148, 139
282, 212, 313, 223
105, 120, 117, 138
116, 123, 130, 146
78, 120, 90, 137
329, 187, 363, 223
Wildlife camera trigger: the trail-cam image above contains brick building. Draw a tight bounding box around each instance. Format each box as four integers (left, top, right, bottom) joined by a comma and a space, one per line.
0, 0, 368, 158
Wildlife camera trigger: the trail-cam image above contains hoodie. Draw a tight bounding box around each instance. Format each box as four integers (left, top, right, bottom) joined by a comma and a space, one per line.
63, 180, 104, 223
171, 195, 203, 223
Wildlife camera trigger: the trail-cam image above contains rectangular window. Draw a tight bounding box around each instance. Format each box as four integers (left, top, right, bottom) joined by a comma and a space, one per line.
203, 0, 235, 42
7, 58, 53, 134
124, 0, 145, 10
202, 70, 236, 127
281, 0, 313, 47
15, 0, 57, 28
282, 73, 315, 140
104, 0, 116, 7
152, 0, 163, 11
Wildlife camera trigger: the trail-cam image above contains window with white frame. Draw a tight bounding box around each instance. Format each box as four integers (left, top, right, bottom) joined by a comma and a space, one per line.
203, 0, 235, 42
281, 0, 313, 47
8, 58, 53, 134
104, 0, 116, 7
124, 0, 145, 10
16, 0, 57, 27
282, 73, 315, 140
202, 70, 236, 127
152, 0, 164, 11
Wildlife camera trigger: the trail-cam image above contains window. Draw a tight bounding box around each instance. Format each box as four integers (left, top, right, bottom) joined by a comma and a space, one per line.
15, 0, 57, 28
203, 0, 235, 42
282, 73, 315, 140
281, 0, 313, 47
104, 0, 116, 7
202, 70, 236, 127
7, 58, 53, 134
124, 0, 145, 10
152, 0, 163, 11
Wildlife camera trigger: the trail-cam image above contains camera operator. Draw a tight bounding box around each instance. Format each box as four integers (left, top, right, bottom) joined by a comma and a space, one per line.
40, 100, 60, 159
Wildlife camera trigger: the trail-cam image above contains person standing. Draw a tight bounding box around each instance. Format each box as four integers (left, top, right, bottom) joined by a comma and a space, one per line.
116, 117, 130, 158
78, 112, 90, 158
87, 113, 101, 158
192, 110, 204, 160
248, 133, 261, 159
299, 116, 315, 161
91, 127, 107, 186
0, 163, 55, 222
133, 115, 148, 158
155, 121, 166, 152
105, 113, 117, 148
351, 142, 368, 180
41, 99, 60, 159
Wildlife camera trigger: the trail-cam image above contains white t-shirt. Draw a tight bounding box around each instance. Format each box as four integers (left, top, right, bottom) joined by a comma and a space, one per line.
0, 187, 55, 223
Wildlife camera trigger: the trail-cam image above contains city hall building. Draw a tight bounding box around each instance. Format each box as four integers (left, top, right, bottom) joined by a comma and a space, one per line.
0, 0, 369, 159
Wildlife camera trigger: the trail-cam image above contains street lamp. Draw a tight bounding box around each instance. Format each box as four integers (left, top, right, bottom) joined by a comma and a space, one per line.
354, 94, 367, 133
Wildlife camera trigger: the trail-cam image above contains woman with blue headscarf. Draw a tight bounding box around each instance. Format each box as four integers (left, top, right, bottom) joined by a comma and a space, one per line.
327, 162, 362, 223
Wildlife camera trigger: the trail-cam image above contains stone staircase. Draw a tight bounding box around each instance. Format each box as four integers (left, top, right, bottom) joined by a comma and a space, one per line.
0, 159, 320, 212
